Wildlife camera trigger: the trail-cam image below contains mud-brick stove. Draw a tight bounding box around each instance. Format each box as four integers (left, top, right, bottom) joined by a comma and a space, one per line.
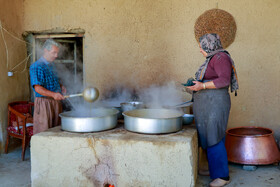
31, 124, 198, 187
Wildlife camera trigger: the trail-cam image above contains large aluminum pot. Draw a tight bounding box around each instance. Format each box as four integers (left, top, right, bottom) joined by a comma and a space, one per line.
123, 109, 183, 134
59, 108, 119, 133
225, 126, 280, 165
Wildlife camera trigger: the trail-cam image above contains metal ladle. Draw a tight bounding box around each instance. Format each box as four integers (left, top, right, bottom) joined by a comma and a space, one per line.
65, 87, 99, 102
166, 100, 193, 109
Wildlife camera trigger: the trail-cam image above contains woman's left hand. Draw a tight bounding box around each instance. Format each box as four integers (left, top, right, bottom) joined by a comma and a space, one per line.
187, 81, 204, 91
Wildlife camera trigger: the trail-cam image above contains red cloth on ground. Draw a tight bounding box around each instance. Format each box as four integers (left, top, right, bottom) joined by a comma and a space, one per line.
7, 126, 33, 136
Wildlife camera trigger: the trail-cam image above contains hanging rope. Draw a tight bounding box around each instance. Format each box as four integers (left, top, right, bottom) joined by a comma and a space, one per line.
0, 20, 33, 73
11, 53, 32, 73
0, 21, 9, 69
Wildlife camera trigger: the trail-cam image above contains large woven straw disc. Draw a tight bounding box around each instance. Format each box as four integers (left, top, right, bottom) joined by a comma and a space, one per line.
194, 9, 237, 48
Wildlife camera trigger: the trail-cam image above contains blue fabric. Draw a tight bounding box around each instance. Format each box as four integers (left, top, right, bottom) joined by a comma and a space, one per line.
207, 137, 229, 179
30, 57, 61, 97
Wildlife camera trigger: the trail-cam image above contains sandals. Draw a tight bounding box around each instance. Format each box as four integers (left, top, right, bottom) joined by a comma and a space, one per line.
209, 178, 230, 187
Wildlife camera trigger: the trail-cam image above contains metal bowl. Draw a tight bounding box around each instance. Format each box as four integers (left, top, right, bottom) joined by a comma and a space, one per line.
120, 101, 144, 112
123, 108, 183, 134
59, 108, 119, 133
225, 126, 280, 165
182, 114, 194, 125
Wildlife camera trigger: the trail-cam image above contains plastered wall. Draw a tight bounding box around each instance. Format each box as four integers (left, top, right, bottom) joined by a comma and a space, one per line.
23, 0, 280, 140
0, 0, 30, 152
0, 0, 278, 152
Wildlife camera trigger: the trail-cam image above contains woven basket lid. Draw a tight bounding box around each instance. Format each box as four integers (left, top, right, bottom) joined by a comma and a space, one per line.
194, 9, 237, 48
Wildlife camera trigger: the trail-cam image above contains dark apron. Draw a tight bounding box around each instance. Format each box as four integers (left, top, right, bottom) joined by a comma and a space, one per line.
193, 87, 231, 149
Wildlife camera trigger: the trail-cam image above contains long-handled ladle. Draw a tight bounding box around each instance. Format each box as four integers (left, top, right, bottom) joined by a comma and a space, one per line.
65, 87, 99, 102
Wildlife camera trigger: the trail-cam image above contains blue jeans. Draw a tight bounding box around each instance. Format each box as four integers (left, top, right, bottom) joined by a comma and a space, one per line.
206, 137, 229, 179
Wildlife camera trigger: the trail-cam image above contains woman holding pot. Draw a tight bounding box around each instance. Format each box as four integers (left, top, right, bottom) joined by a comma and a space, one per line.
186, 33, 238, 187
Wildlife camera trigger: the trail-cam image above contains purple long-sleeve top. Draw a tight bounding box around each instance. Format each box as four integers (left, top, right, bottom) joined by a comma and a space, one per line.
203, 52, 232, 88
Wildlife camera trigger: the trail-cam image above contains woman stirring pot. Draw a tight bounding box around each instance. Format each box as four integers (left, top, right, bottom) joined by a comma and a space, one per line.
186, 33, 239, 187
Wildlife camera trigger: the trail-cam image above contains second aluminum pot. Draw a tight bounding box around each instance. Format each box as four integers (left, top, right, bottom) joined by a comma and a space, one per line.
123, 108, 183, 134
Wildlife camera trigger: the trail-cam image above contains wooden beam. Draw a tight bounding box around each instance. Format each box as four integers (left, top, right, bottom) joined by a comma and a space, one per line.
34, 33, 84, 39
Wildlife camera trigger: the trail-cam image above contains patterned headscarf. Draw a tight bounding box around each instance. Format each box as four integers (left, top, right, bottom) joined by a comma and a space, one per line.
199, 33, 223, 53
195, 33, 239, 95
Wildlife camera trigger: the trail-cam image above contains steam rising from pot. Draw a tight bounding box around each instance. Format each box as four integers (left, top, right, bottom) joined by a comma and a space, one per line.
32, 39, 189, 115
138, 82, 184, 108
